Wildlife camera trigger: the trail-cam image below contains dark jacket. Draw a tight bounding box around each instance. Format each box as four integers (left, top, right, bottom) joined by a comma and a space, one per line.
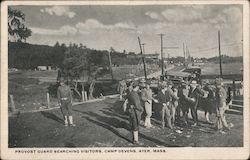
127, 90, 143, 112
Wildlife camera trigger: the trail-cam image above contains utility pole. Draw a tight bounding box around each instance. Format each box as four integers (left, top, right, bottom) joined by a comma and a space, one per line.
108, 50, 114, 80
158, 33, 165, 76
218, 30, 223, 78
138, 37, 147, 79
183, 43, 186, 67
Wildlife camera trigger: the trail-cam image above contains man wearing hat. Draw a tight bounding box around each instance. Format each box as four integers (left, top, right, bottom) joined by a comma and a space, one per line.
156, 80, 178, 129
177, 80, 190, 125
57, 77, 75, 127
165, 81, 179, 128
214, 78, 230, 132
141, 80, 158, 128
126, 81, 144, 144
186, 80, 205, 126
201, 80, 216, 124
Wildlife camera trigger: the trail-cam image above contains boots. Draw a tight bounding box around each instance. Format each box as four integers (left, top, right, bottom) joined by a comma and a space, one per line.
64, 116, 68, 126
69, 116, 76, 127
133, 131, 143, 145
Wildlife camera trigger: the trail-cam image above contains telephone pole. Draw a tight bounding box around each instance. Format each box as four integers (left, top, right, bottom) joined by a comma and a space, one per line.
158, 33, 165, 76
138, 37, 147, 79
108, 50, 114, 80
183, 43, 186, 67
218, 30, 223, 78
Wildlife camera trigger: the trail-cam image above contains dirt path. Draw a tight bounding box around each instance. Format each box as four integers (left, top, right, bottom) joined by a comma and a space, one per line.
9, 97, 243, 148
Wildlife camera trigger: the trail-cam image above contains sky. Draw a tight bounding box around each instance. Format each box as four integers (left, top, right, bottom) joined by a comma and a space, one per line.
12, 4, 243, 58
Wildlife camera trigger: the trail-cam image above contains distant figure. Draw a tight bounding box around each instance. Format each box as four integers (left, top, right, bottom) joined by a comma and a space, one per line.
57, 77, 75, 127
117, 80, 127, 100
215, 78, 230, 133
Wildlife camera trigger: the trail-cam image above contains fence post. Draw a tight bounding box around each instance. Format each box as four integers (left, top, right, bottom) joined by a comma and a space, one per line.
47, 92, 50, 108
9, 94, 16, 112
84, 91, 88, 101
81, 91, 85, 102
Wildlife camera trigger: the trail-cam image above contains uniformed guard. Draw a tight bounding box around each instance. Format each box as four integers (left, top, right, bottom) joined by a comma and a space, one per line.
57, 77, 75, 127
126, 81, 144, 144
215, 78, 230, 133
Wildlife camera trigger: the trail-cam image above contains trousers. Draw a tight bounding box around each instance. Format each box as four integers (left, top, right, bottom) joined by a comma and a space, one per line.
60, 100, 72, 116
129, 108, 142, 131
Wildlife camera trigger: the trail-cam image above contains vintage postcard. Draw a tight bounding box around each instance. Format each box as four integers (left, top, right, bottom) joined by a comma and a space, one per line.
1, 0, 249, 159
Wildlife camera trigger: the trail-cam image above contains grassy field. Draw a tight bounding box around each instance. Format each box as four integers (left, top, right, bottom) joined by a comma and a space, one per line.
8, 64, 160, 112
201, 62, 243, 75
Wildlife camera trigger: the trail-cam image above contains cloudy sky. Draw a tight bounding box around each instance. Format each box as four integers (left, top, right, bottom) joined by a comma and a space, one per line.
12, 4, 243, 58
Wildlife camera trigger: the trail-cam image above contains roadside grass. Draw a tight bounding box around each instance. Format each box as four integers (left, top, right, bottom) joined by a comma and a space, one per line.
8, 64, 160, 112
201, 62, 243, 75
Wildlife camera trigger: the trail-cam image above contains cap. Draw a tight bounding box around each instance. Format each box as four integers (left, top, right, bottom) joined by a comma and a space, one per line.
59, 77, 65, 82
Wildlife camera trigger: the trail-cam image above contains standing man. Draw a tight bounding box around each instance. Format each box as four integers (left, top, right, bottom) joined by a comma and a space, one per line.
186, 80, 204, 126
202, 80, 216, 124
117, 80, 127, 100
171, 85, 179, 126
178, 81, 190, 125
126, 81, 144, 144
141, 80, 158, 128
165, 81, 179, 128
215, 78, 230, 133
57, 77, 75, 127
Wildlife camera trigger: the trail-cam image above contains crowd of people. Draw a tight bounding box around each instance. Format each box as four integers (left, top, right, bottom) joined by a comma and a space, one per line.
119, 77, 233, 144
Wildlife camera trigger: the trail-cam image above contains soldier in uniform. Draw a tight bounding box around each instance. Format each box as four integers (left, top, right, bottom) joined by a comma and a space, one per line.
215, 78, 230, 133
126, 81, 144, 144
57, 77, 75, 127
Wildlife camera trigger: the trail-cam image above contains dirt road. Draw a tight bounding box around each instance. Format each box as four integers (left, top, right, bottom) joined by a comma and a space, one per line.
9, 97, 243, 147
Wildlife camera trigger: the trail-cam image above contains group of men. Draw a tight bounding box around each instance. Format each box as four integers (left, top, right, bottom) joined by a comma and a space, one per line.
120, 77, 232, 144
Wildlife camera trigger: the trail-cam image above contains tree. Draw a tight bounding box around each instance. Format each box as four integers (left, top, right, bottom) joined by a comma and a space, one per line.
60, 44, 104, 100
8, 7, 32, 42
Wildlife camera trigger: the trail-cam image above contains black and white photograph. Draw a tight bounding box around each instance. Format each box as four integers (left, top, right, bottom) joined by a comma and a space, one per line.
1, 0, 249, 159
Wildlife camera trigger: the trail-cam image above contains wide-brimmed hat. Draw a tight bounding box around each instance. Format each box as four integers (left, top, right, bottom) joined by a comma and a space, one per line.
145, 80, 151, 85
140, 78, 146, 83
132, 80, 139, 87
159, 81, 167, 89
190, 80, 198, 85
167, 80, 174, 86
215, 78, 223, 85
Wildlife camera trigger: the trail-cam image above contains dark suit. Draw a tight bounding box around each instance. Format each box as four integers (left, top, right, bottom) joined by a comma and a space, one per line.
187, 86, 204, 124
127, 90, 143, 131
